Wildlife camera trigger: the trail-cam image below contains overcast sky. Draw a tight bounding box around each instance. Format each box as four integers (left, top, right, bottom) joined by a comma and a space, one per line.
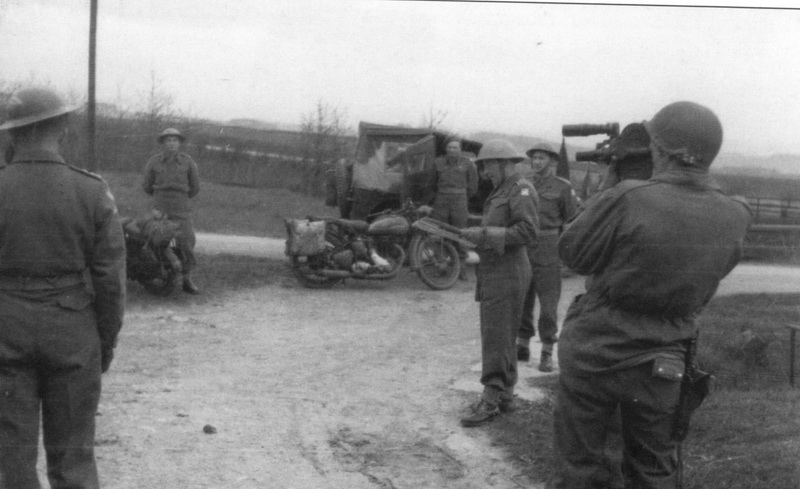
1, 0, 799, 157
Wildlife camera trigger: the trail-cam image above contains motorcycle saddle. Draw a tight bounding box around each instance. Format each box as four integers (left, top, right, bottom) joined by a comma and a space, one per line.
331, 219, 369, 234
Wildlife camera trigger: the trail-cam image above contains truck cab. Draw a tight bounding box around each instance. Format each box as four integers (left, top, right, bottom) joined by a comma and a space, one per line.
326, 122, 486, 221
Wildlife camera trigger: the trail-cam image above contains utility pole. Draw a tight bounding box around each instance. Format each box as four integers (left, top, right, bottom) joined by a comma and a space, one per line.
87, 0, 98, 171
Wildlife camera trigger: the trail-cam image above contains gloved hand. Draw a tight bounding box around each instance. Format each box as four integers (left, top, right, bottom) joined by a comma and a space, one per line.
101, 346, 114, 373
460, 227, 485, 246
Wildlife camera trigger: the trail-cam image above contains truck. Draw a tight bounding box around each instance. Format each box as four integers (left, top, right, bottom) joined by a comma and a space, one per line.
325, 121, 487, 221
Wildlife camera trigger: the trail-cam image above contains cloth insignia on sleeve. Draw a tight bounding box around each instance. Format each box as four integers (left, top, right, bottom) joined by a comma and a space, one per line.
521, 188, 530, 196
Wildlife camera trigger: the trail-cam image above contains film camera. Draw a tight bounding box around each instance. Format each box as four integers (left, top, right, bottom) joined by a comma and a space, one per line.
562, 121, 653, 181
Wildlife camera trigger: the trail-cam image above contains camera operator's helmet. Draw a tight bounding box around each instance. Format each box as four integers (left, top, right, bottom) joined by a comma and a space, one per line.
525, 142, 560, 161
0, 87, 76, 131
475, 139, 525, 164
157, 127, 185, 143
644, 101, 723, 167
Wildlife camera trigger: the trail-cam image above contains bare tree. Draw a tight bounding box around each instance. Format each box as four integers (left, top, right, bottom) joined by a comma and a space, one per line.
420, 103, 448, 131
301, 100, 350, 164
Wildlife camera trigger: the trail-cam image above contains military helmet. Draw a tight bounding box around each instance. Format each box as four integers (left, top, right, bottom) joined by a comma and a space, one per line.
475, 139, 525, 164
0, 87, 76, 131
644, 101, 723, 167
525, 142, 560, 161
157, 127, 185, 143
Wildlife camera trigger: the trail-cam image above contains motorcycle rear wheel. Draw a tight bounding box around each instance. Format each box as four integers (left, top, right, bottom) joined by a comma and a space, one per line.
412, 235, 461, 290
290, 255, 343, 289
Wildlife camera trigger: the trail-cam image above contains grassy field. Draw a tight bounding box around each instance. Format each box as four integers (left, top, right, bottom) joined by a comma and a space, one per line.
103, 170, 338, 238
489, 293, 800, 488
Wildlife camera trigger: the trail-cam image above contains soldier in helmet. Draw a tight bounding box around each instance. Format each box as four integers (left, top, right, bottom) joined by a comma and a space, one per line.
458, 139, 539, 427
516, 143, 577, 372
143, 127, 201, 294
550, 102, 752, 488
0, 87, 126, 488
431, 137, 479, 280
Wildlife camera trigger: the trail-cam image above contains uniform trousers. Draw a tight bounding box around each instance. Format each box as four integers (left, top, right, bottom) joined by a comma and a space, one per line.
432, 193, 470, 262
154, 192, 196, 274
171, 216, 196, 274
0, 286, 102, 489
477, 248, 531, 404
551, 362, 682, 489
520, 235, 562, 344
431, 192, 469, 229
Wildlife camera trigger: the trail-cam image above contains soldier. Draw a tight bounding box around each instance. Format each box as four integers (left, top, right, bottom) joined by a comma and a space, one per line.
516, 143, 577, 372
143, 127, 201, 294
550, 102, 752, 488
459, 140, 538, 427
431, 137, 479, 280
0, 87, 126, 488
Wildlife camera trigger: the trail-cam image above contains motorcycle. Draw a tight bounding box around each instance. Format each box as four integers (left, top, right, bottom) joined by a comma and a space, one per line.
120, 211, 184, 296
285, 200, 474, 290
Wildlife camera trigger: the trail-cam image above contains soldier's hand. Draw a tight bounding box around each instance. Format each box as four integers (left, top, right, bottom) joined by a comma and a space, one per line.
101, 346, 114, 373
460, 227, 485, 246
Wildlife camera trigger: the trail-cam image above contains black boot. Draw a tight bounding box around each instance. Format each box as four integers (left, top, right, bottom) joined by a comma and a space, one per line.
182, 274, 200, 294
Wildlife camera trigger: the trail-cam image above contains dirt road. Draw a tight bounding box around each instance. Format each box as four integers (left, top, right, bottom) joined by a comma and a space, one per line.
86, 234, 798, 488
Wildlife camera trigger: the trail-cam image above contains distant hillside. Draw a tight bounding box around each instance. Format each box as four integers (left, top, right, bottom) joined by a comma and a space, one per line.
714, 152, 800, 176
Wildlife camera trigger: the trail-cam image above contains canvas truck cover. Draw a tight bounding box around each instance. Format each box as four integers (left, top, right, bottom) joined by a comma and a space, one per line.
352, 122, 482, 202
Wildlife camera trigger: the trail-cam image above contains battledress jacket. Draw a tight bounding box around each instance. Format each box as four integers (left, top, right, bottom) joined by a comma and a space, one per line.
475, 173, 539, 300
0, 149, 126, 350
142, 152, 200, 218
557, 169, 752, 375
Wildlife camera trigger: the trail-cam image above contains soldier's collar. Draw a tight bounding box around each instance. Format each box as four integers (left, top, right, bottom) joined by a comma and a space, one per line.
10, 148, 66, 165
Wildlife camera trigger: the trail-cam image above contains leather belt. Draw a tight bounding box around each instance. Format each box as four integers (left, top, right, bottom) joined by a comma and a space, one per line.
0, 272, 86, 290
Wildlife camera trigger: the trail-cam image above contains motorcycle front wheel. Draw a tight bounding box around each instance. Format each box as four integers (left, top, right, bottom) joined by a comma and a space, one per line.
411, 234, 461, 291
290, 255, 343, 289
140, 268, 181, 296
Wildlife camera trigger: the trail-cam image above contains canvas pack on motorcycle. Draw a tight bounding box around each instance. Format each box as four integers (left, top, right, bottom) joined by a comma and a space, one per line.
122, 212, 183, 295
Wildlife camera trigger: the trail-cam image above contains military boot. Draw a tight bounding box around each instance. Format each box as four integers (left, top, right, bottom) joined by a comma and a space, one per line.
460, 399, 500, 427
182, 273, 200, 294
539, 343, 554, 373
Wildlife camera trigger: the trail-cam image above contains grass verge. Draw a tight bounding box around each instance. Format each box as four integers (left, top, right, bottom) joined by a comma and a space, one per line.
487, 293, 800, 489
103, 170, 337, 238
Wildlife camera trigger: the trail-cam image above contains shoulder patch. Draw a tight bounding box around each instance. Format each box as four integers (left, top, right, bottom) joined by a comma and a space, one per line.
521, 188, 530, 196
68, 165, 105, 182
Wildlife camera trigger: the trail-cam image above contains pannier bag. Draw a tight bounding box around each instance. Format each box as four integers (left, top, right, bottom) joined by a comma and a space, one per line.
285, 219, 328, 256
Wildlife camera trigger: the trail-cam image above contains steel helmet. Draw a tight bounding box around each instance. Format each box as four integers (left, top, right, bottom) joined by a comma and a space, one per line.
525, 142, 560, 161
644, 101, 723, 167
475, 139, 525, 164
0, 87, 76, 131
157, 127, 185, 143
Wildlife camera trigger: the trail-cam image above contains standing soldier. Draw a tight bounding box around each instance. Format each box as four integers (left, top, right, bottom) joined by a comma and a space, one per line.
431, 137, 479, 280
516, 143, 577, 372
459, 140, 538, 427
143, 127, 201, 294
551, 102, 752, 488
0, 87, 126, 488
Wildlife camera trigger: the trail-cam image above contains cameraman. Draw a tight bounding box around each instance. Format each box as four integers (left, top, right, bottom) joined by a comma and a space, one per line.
550, 102, 752, 488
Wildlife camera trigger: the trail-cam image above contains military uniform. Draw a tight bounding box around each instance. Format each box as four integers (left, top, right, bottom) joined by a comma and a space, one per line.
551, 170, 751, 488
142, 151, 200, 274
474, 173, 538, 405
430, 154, 478, 228
519, 172, 576, 346
0, 149, 126, 488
